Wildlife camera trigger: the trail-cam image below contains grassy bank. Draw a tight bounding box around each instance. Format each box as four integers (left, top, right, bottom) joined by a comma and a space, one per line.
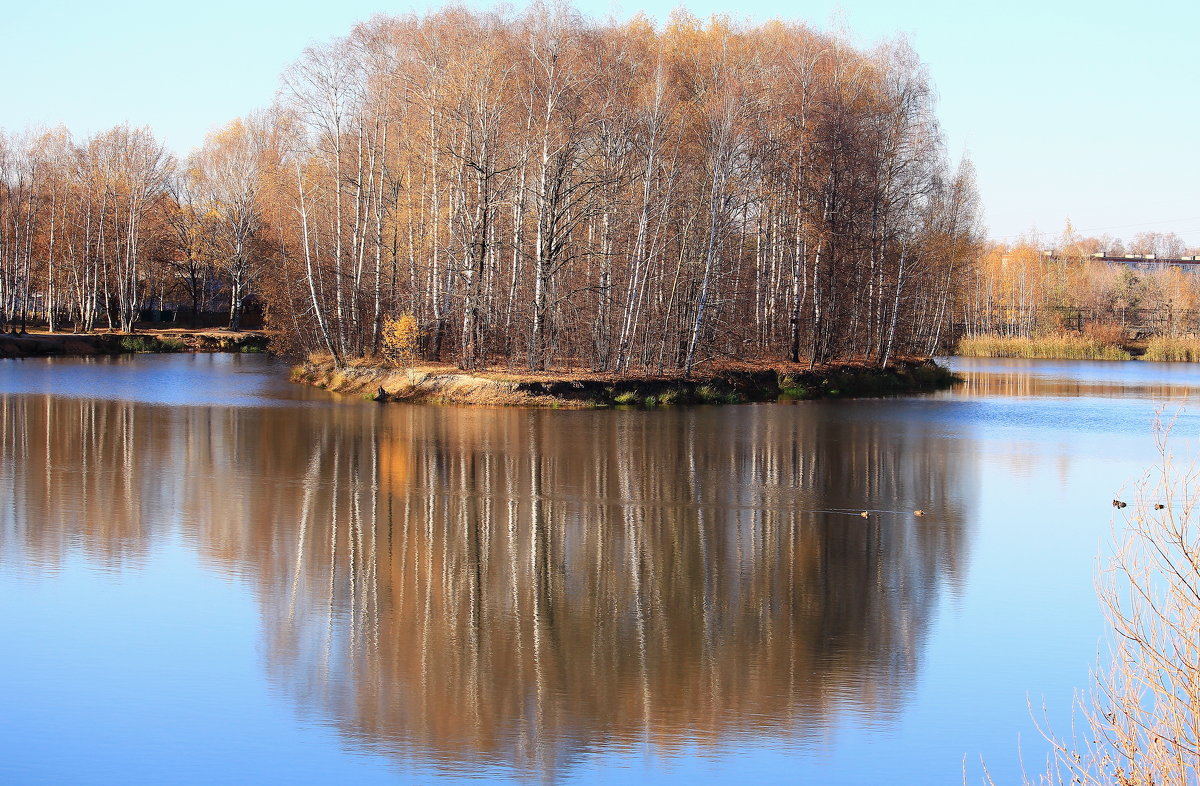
291, 357, 959, 408
959, 332, 1200, 362
0, 330, 270, 359
1143, 336, 1200, 362
957, 334, 1133, 361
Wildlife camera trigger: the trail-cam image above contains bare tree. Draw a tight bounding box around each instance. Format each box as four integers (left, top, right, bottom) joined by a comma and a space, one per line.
1029, 422, 1200, 785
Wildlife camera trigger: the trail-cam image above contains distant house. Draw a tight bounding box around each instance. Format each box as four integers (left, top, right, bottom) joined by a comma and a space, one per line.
1087, 252, 1200, 270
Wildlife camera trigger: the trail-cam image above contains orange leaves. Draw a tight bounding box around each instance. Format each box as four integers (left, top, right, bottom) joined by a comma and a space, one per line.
381, 313, 420, 367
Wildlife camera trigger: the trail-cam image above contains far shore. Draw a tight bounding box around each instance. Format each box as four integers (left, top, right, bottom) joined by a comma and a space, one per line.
957, 333, 1200, 362
0, 328, 270, 359
291, 357, 959, 408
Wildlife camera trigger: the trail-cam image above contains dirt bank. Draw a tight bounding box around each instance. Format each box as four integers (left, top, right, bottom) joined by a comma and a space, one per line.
291, 358, 959, 408
0, 330, 270, 359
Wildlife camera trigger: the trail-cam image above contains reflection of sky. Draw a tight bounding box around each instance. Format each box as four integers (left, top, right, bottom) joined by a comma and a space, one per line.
945, 356, 1200, 388
0, 356, 1195, 784
0, 536, 402, 785
0, 354, 329, 407
763, 384, 1176, 783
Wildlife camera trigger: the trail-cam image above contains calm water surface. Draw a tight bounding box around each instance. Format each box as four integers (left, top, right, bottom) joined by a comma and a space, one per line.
2, 354, 1198, 784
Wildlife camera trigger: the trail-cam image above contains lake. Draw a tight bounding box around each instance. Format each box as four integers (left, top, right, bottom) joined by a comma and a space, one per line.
2, 354, 1196, 784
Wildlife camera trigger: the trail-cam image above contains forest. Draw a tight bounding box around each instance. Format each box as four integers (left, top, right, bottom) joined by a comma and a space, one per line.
0, 5, 985, 373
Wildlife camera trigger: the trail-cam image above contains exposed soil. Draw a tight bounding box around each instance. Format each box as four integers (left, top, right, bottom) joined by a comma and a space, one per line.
291, 357, 959, 408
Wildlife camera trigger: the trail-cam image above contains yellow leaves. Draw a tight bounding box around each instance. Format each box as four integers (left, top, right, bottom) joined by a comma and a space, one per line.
663, 7, 702, 41
206, 118, 247, 150
381, 314, 420, 367
623, 12, 656, 39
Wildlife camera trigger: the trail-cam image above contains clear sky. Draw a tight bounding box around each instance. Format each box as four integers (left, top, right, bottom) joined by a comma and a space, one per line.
2, 0, 1197, 243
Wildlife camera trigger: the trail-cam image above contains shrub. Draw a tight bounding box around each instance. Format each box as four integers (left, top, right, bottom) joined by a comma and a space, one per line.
120, 336, 154, 353
779, 385, 812, 399
696, 384, 739, 404
1082, 322, 1126, 347
381, 314, 420, 367
118, 335, 188, 354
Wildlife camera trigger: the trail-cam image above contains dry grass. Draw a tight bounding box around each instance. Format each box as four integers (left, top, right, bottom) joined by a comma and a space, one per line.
1082, 322, 1127, 347
1143, 335, 1200, 363
957, 333, 1132, 361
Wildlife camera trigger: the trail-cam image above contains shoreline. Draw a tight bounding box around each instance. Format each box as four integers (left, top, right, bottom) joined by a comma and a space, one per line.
957, 333, 1200, 363
291, 357, 959, 408
0, 329, 269, 359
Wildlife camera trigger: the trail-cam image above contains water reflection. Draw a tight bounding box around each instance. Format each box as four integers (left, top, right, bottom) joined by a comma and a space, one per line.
950, 371, 1200, 400
947, 357, 1200, 400
0, 396, 970, 779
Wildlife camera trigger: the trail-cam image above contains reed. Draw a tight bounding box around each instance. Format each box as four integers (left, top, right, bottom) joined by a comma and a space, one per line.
957, 333, 1132, 361
1143, 335, 1200, 362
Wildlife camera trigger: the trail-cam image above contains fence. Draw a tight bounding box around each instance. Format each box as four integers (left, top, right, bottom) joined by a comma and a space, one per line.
960, 306, 1200, 338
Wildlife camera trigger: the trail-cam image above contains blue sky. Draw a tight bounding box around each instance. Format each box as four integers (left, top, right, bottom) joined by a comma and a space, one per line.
2, 0, 1197, 243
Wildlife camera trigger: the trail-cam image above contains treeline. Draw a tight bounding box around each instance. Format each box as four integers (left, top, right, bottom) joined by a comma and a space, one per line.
1, 4, 983, 372
964, 228, 1200, 339
0, 124, 271, 334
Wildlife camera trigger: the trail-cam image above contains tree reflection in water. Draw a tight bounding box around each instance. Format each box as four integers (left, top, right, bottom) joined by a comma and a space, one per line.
0, 396, 971, 778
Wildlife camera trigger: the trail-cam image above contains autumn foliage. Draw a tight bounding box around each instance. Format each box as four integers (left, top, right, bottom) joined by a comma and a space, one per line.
1, 4, 985, 371
380, 314, 420, 368
962, 226, 1200, 342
